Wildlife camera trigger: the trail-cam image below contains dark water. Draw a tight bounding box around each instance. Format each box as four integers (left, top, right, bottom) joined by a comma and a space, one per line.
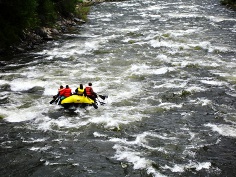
1, 0, 236, 176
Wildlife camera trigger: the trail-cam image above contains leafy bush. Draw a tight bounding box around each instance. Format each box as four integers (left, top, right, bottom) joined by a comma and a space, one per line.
0, 0, 84, 48
0, 0, 38, 47
37, 0, 57, 26
220, 0, 236, 9
53, 0, 78, 17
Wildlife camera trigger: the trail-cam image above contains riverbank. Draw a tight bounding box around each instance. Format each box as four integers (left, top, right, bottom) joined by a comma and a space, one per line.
0, 0, 128, 56
0, 4, 91, 56
221, 0, 236, 10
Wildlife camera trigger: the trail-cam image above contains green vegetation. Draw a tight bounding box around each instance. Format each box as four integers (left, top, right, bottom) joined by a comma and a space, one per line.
193, 46, 203, 50
162, 33, 170, 38
161, 90, 192, 102
0, 0, 88, 49
0, 0, 38, 47
220, 0, 236, 10
180, 90, 191, 98
76, 5, 90, 21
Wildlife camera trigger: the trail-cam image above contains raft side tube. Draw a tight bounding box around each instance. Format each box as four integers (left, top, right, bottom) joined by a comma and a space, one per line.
61, 95, 94, 105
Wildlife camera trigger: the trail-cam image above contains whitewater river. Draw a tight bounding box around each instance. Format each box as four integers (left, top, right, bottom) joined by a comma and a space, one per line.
1, 0, 236, 176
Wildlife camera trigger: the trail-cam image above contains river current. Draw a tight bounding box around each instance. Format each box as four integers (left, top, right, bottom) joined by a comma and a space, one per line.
0, 0, 236, 176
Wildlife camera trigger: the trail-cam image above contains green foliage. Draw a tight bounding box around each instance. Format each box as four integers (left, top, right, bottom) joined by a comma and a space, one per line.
37, 0, 57, 26
53, 0, 78, 17
193, 46, 203, 50
0, 0, 38, 47
76, 5, 90, 21
180, 90, 191, 97
162, 33, 170, 38
128, 40, 136, 44
0, 0, 87, 48
220, 0, 236, 9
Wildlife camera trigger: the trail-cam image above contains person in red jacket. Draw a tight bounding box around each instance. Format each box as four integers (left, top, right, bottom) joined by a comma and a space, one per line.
51, 85, 64, 104
60, 85, 72, 99
84, 83, 97, 101
57, 85, 64, 96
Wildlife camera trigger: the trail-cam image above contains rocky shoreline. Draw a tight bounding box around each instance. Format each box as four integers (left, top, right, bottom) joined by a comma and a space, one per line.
15, 16, 86, 53
0, 0, 128, 56
0, 10, 89, 56
0, 0, 102, 56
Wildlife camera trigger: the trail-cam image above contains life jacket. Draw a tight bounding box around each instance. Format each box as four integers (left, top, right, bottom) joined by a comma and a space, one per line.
77, 88, 84, 95
61, 88, 72, 97
58, 88, 65, 96
85, 86, 93, 96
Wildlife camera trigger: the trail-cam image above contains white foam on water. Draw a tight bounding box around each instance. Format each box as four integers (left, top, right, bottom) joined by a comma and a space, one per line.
186, 86, 206, 92
93, 132, 108, 138
163, 161, 211, 172
153, 67, 175, 75
116, 2, 140, 8
34, 114, 90, 132
10, 78, 46, 91
224, 114, 236, 125
205, 123, 236, 138
100, 18, 112, 22
36, 37, 103, 58
146, 132, 177, 141
44, 87, 58, 96
188, 41, 232, 53
154, 80, 188, 89
156, 54, 169, 62
0, 93, 8, 101
84, 40, 100, 51
110, 131, 176, 158
29, 146, 51, 152
232, 24, 236, 32
146, 29, 234, 56
22, 138, 48, 143
189, 98, 212, 106
113, 144, 166, 177
165, 28, 203, 37
196, 98, 212, 106
158, 102, 183, 110
0, 80, 9, 85
145, 5, 162, 11
208, 15, 236, 23
4, 107, 40, 122
200, 79, 226, 86
166, 12, 204, 19
149, 39, 186, 51
178, 5, 199, 10
89, 111, 138, 130
125, 64, 175, 77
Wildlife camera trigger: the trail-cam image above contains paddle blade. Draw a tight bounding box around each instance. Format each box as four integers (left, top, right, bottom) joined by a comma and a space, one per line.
100, 102, 106, 105
50, 100, 55, 104
50, 95, 58, 104
99, 95, 108, 100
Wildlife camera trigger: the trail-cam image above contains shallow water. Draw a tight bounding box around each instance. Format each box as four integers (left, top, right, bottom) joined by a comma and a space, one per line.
0, 0, 236, 176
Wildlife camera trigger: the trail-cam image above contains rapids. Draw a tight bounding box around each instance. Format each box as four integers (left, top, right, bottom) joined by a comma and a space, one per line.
0, 0, 236, 176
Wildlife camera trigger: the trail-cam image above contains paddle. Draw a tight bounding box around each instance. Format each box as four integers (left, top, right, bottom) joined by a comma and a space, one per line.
98, 94, 108, 100
50, 95, 59, 104
96, 98, 106, 105
96, 94, 108, 105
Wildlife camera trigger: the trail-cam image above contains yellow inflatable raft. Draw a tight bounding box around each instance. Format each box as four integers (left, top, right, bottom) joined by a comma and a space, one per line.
61, 95, 94, 104
61, 95, 98, 109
